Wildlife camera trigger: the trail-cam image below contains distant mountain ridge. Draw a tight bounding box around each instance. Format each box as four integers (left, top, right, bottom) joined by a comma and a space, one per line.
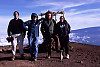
69, 26, 100, 46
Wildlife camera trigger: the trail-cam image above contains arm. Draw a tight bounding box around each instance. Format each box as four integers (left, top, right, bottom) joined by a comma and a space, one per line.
23, 21, 30, 31
20, 19, 26, 37
41, 22, 45, 34
7, 20, 12, 36
53, 19, 58, 35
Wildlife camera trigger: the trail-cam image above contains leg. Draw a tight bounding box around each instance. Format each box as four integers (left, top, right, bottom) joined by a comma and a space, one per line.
59, 36, 64, 60
48, 42, 51, 57
48, 37, 52, 58
11, 35, 17, 60
17, 34, 24, 56
65, 40, 69, 55
11, 36, 17, 56
45, 35, 51, 58
33, 37, 39, 58
64, 37, 69, 59
28, 36, 34, 57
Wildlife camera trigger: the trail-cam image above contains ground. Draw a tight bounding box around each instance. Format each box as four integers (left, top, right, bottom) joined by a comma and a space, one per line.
0, 42, 100, 67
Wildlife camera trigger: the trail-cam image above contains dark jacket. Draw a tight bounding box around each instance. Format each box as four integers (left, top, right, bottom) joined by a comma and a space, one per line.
57, 20, 71, 37
7, 18, 25, 36
41, 18, 56, 36
23, 20, 39, 37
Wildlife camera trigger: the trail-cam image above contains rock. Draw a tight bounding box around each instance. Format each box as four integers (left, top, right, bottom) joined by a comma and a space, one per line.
77, 61, 83, 64
81, 61, 84, 64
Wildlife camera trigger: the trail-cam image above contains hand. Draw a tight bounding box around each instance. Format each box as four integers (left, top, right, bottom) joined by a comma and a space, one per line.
38, 21, 41, 24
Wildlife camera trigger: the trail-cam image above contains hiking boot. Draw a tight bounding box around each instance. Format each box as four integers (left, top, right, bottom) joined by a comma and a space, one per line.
31, 56, 34, 60
21, 54, 25, 60
60, 50, 63, 61
12, 56, 15, 61
66, 54, 69, 59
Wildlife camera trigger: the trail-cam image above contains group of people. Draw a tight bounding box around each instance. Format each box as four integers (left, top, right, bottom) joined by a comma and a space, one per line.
7, 11, 71, 61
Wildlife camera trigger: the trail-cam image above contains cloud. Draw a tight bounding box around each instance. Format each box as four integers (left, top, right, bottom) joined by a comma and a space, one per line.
65, 9, 100, 30
25, 0, 100, 10
26, 1, 86, 10
67, 9, 100, 16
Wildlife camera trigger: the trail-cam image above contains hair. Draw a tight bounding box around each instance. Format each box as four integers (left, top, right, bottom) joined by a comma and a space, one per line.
45, 11, 52, 19
60, 16, 65, 20
60, 16, 68, 26
13, 11, 19, 16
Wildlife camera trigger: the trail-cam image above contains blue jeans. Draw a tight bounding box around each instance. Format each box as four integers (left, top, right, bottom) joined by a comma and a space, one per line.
28, 34, 38, 58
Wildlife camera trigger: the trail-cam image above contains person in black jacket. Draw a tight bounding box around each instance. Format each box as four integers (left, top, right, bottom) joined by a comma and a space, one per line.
41, 11, 56, 59
7, 11, 25, 61
57, 16, 71, 61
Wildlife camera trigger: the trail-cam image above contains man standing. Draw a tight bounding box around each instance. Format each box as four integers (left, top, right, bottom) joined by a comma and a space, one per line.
7, 11, 25, 61
41, 11, 56, 59
23, 13, 39, 61
57, 16, 71, 61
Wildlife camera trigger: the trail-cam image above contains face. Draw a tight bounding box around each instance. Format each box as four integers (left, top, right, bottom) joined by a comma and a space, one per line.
32, 16, 37, 20
60, 17, 64, 22
47, 13, 52, 20
14, 12, 19, 19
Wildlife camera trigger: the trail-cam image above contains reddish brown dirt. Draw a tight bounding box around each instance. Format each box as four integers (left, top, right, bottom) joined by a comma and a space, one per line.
0, 42, 100, 67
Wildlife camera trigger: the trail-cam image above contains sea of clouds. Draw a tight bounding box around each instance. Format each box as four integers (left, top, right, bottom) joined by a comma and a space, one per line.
0, 26, 100, 46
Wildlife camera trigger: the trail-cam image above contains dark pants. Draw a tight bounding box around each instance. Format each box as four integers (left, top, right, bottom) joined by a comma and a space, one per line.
59, 36, 69, 55
43, 34, 52, 56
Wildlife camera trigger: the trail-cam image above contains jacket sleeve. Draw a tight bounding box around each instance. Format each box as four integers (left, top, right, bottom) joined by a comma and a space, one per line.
23, 21, 30, 31
40, 18, 46, 35
41, 22, 45, 34
53, 19, 58, 35
7, 20, 12, 36
20, 19, 26, 37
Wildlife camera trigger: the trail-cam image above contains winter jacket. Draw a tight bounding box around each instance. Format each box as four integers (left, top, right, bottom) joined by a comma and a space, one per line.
41, 18, 56, 36
23, 20, 39, 37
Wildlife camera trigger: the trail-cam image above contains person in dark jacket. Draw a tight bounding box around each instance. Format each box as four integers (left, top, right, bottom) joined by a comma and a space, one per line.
7, 11, 25, 61
23, 13, 39, 61
57, 16, 71, 61
41, 11, 56, 59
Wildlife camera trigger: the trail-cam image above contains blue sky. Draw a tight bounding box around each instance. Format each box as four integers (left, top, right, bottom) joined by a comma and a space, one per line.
0, 0, 100, 34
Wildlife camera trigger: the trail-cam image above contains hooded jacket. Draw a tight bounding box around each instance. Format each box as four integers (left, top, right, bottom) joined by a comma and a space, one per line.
23, 20, 39, 37
57, 20, 71, 37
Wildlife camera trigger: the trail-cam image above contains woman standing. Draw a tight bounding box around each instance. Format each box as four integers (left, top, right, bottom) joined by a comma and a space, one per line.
57, 16, 71, 61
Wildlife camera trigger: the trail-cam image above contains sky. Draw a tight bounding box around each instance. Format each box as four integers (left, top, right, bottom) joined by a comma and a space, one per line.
0, 0, 100, 34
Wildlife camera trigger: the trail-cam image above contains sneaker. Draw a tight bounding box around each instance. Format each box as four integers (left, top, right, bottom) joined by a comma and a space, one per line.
60, 51, 63, 61
48, 55, 51, 59
34, 58, 37, 61
66, 54, 69, 59
12, 56, 15, 61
